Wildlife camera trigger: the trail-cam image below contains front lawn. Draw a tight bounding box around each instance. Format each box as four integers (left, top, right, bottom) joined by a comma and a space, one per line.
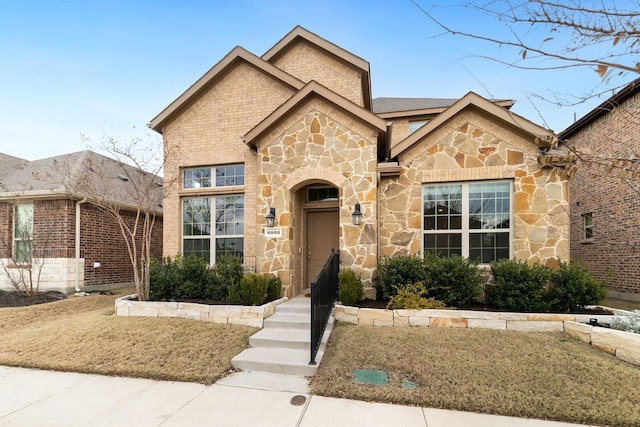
0, 289, 257, 385
311, 324, 640, 427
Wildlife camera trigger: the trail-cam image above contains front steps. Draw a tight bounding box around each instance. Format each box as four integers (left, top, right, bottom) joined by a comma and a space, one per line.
230, 296, 333, 379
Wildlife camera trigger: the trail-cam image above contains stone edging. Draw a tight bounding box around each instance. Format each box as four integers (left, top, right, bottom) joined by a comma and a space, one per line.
115, 295, 288, 328
334, 304, 640, 366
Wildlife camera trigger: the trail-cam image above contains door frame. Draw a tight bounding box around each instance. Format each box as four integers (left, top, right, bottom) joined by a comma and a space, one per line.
303, 206, 339, 290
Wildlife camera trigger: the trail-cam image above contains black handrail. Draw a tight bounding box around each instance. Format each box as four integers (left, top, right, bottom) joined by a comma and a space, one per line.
309, 249, 339, 365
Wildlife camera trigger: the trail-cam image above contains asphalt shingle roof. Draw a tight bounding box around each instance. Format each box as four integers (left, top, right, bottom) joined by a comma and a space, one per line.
372, 97, 459, 114
0, 150, 163, 212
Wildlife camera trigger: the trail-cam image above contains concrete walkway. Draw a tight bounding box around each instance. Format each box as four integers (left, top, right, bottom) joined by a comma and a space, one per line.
0, 365, 594, 427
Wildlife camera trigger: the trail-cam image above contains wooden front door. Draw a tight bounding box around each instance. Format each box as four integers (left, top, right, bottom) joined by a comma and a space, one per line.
306, 209, 339, 287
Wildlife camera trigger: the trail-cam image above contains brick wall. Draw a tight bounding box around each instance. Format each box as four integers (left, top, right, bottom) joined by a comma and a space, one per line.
80, 202, 163, 287
0, 198, 162, 291
568, 92, 640, 296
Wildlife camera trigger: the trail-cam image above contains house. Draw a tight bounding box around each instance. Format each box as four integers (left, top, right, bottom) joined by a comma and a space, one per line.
559, 78, 640, 302
150, 26, 568, 299
0, 150, 163, 294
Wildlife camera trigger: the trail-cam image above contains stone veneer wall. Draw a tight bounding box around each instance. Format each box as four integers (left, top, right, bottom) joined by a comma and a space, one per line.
255, 102, 379, 297
379, 112, 569, 267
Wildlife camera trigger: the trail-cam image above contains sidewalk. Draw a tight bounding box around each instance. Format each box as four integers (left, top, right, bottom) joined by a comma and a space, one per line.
0, 366, 593, 427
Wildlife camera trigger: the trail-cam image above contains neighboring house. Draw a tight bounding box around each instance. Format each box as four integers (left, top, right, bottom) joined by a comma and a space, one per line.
150, 26, 567, 299
559, 78, 640, 301
0, 150, 163, 294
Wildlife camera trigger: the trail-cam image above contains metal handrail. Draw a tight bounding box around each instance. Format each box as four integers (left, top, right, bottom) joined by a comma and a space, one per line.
309, 249, 339, 365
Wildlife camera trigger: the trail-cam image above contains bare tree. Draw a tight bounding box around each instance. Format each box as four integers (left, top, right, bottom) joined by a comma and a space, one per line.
57, 136, 175, 301
415, 0, 640, 102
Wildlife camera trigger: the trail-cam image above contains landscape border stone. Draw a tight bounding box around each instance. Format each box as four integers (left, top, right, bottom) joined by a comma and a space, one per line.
115, 295, 288, 328
334, 303, 640, 367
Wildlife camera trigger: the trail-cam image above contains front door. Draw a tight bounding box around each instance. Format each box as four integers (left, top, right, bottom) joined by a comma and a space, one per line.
306, 209, 339, 287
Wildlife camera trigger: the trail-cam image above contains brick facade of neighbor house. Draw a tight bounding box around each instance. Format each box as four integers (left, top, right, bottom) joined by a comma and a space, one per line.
560, 80, 640, 300
151, 26, 569, 299
0, 150, 163, 294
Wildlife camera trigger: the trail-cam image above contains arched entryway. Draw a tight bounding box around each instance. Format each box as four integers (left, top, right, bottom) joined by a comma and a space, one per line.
294, 184, 340, 295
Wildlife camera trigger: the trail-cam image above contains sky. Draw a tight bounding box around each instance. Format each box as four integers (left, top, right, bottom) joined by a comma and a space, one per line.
0, 0, 631, 162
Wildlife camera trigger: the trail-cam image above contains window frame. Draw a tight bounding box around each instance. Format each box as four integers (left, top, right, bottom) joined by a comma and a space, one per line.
582, 212, 594, 241
182, 195, 244, 264
409, 119, 429, 134
13, 203, 34, 265
182, 164, 245, 189
422, 180, 513, 264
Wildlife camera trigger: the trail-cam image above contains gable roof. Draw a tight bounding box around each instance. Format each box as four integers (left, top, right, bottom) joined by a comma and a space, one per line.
390, 92, 552, 159
373, 97, 515, 119
0, 150, 163, 214
262, 26, 372, 111
0, 153, 28, 184
149, 46, 304, 132
559, 78, 640, 139
243, 80, 386, 147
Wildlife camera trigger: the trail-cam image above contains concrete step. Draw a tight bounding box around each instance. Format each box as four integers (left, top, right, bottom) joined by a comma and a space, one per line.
274, 304, 310, 315
263, 312, 310, 330
231, 347, 321, 377
249, 328, 310, 350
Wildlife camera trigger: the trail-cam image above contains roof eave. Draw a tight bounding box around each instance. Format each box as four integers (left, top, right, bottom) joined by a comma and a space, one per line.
262, 26, 372, 111
243, 80, 386, 148
390, 92, 551, 159
149, 47, 304, 132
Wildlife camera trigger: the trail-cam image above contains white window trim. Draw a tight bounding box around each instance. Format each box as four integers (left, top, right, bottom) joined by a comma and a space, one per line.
422, 180, 513, 264
181, 195, 244, 264
582, 212, 594, 241
182, 164, 245, 190
12, 203, 34, 265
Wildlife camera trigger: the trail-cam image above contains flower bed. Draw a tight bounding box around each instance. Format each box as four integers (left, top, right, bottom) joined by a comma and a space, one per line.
334, 303, 640, 367
115, 295, 287, 328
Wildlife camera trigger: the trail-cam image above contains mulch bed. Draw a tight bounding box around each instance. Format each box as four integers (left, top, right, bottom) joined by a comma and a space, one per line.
0, 290, 67, 308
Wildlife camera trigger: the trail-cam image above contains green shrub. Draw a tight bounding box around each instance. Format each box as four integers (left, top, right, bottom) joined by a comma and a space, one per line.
338, 268, 363, 306
174, 255, 210, 299
487, 259, 552, 312
266, 275, 283, 302
149, 254, 243, 302
546, 260, 607, 312
423, 253, 481, 308
386, 283, 447, 310
228, 273, 281, 306
205, 255, 243, 301
376, 255, 427, 299
149, 256, 179, 301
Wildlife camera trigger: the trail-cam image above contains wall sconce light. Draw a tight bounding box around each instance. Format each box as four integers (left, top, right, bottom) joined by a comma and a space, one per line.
265, 207, 276, 228
352, 203, 363, 226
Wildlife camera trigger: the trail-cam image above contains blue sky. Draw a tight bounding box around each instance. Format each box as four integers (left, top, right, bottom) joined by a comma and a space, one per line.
0, 0, 628, 161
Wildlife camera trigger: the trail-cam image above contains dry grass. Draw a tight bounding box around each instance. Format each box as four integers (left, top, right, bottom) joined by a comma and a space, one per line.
0, 289, 257, 385
311, 324, 640, 427
603, 298, 640, 312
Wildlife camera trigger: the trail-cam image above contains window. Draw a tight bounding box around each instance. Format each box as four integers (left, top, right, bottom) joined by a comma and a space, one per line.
409, 120, 429, 134
13, 204, 34, 264
423, 181, 511, 263
182, 195, 244, 263
307, 186, 338, 202
582, 213, 593, 240
183, 165, 244, 189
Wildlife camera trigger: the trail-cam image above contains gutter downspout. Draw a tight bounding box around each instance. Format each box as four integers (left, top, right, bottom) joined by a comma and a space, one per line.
75, 198, 87, 294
